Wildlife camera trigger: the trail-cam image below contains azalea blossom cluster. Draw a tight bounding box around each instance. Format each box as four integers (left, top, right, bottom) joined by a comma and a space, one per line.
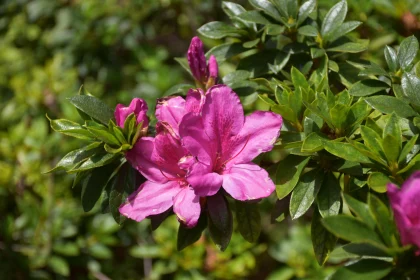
115, 37, 283, 228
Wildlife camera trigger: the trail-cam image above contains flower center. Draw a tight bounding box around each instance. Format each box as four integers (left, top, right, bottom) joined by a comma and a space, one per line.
213, 135, 250, 173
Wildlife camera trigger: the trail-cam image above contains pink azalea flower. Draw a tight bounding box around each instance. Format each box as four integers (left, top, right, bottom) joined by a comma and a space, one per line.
187, 37, 219, 87
388, 171, 420, 254
179, 85, 283, 201
114, 98, 149, 131
119, 90, 205, 228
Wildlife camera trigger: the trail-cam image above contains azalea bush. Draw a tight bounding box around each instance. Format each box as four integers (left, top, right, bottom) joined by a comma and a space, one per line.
4, 0, 420, 279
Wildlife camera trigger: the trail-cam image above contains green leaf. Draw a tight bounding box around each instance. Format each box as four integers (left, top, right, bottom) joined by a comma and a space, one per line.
360, 126, 385, 160
401, 73, 420, 106
397, 35, 419, 71
289, 169, 324, 219
349, 79, 389, 97
174, 57, 192, 76
397, 153, 420, 174
207, 43, 248, 63
327, 40, 368, 53
86, 123, 120, 146
46, 142, 102, 173
398, 134, 419, 164
383, 135, 400, 164
302, 132, 327, 153
236, 10, 273, 25
49, 118, 94, 140
48, 256, 70, 276
325, 21, 362, 43
164, 84, 194, 97
207, 194, 233, 251
68, 95, 114, 125
331, 259, 392, 280
383, 113, 402, 160
298, 25, 318, 37
258, 94, 276, 106
265, 24, 285, 35
198, 21, 245, 39
367, 172, 390, 193
322, 215, 385, 248
235, 201, 261, 243
330, 243, 390, 260
311, 210, 337, 266
53, 243, 80, 257
368, 194, 398, 248
177, 215, 207, 251
291, 67, 310, 91
364, 96, 418, 118
343, 194, 376, 230
320, 0, 347, 37
297, 0, 316, 26
222, 70, 251, 84
81, 164, 116, 212
325, 141, 371, 163
243, 38, 260, 48
249, 0, 283, 22
317, 173, 341, 217
108, 162, 136, 225
384, 46, 398, 72
275, 155, 310, 199
69, 152, 120, 173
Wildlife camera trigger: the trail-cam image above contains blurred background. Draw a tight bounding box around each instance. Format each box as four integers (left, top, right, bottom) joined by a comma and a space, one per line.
1, 0, 419, 279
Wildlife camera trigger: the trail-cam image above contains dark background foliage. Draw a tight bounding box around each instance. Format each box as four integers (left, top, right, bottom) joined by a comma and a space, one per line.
1, 0, 419, 279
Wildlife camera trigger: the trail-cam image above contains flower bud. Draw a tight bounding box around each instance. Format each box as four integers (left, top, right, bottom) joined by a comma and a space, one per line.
187, 36, 207, 83
388, 171, 420, 254
114, 98, 149, 131
208, 55, 218, 79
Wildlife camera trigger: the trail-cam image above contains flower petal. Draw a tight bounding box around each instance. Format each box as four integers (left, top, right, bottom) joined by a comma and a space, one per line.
187, 162, 223, 196
179, 112, 213, 165
185, 88, 205, 115
119, 181, 180, 222
155, 96, 186, 135
126, 137, 167, 183
228, 111, 282, 165
173, 187, 201, 228
222, 163, 275, 200
202, 85, 245, 162
388, 183, 413, 245
154, 129, 187, 177
115, 98, 149, 128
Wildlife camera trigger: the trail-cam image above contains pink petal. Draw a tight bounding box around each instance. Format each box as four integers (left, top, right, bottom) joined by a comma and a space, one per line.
208, 55, 218, 80
201, 85, 245, 162
222, 163, 275, 200
185, 88, 205, 115
173, 187, 201, 228
179, 112, 214, 165
187, 162, 223, 197
227, 111, 282, 166
155, 96, 186, 135
119, 181, 180, 222
126, 137, 167, 183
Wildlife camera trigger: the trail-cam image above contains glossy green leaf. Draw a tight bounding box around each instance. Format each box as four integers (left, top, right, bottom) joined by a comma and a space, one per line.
364, 96, 418, 118
368, 194, 398, 248
164, 84, 194, 97
207, 194, 233, 251
343, 194, 376, 230
249, 0, 283, 22
327, 40, 368, 53
298, 25, 318, 37
324, 141, 371, 163
330, 243, 390, 260
325, 21, 362, 43
360, 126, 385, 160
397, 153, 420, 174
401, 73, 420, 106
297, 0, 316, 26
397, 35, 419, 71
331, 259, 392, 280
320, 0, 347, 37
384, 46, 398, 72
398, 134, 419, 164
48, 256, 70, 277
317, 173, 341, 217
69, 152, 120, 173
49, 118, 94, 140
275, 155, 310, 199
206, 43, 248, 63
302, 132, 327, 152
86, 124, 120, 146
289, 169, 324, 219
311, 210, 337, 266
198, 21, 246, 39
236, 10, 273, 25
68, 95, 114, 125
367, 172, 389, 193
81, 164, 116, 212
349, 79, 389, 97
177, 215, 207, 251
322, 215, 385, 248
236, 201, 261, 243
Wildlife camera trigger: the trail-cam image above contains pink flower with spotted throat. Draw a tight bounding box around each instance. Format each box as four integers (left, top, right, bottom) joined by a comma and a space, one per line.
388, 171, 420, 254
114, 98, 149, 133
